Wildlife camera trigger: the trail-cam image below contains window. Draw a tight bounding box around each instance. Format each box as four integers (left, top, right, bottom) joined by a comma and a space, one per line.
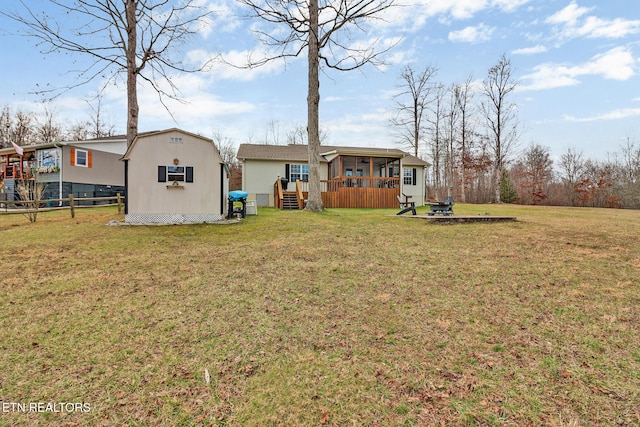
37, 148, 61, 172
289, 164, 309, 182
403, 167, 417, 185
76, 150, 87, 166
158, 165, 194, 183
74, 149, 89, 167
168, 166, 185, 182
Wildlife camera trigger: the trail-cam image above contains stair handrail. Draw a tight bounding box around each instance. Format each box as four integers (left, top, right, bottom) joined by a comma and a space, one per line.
295, 179, 305, 209
274, 177, 284, 209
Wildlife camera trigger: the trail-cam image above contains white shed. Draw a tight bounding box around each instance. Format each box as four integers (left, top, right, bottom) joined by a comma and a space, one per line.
121, 129, 228, 224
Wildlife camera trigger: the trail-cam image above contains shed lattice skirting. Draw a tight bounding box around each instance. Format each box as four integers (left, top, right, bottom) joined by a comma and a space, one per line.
125, 213, 224, 224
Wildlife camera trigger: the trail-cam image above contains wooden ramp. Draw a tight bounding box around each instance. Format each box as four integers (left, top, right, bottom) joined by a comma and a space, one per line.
402, 214, 517, 224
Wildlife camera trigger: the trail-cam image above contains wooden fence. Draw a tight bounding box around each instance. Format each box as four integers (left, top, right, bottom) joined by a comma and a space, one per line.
1, 193, 124, 218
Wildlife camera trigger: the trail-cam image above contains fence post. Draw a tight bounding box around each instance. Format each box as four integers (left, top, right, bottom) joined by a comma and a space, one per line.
69, 194, 75, 219
116, 193, 122, 214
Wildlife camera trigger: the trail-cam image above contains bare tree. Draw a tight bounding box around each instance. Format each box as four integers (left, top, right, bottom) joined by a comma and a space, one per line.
239, 0, 396, 211
87, 95, 117, 139
481, 54, 519, 202
263, 120, 286, 145
390, 65, 437, 157
443, 84, 460, 197
4, 0, 211, 147
286, 124, 328, 145
12, 110, 35, 146
1, 107, 11, 148
454, 75, 475, 203
618, 137, 640, 208
514, 144, 553, 205
66, 120, 92, 141
17, 180, 46, 223
213, 130, 243, 191
427, 84, 446, 199
559, 148, 585, 206
34, 105, 63, 143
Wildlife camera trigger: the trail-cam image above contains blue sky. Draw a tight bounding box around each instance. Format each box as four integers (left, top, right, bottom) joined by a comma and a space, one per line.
0, 0, 639, 162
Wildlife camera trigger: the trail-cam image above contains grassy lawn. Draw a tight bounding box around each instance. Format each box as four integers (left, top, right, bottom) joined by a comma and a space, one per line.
1, 204, 639, 426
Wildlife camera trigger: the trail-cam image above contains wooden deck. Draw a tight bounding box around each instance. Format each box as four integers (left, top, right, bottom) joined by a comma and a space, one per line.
322, 187, 398, 208
277, 178, 401, 209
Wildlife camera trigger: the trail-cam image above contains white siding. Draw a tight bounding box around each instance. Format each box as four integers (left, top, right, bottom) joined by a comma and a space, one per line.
242, 159, 329, 207
127, 130, 226, 219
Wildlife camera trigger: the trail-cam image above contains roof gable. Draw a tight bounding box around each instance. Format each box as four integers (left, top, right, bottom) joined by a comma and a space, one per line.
121, 128, 216, 161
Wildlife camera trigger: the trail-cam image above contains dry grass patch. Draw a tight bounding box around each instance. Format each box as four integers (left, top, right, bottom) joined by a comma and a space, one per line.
1, 205, 639, 426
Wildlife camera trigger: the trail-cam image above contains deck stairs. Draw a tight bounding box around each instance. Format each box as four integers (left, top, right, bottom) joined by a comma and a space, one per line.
282, 192, 300, 210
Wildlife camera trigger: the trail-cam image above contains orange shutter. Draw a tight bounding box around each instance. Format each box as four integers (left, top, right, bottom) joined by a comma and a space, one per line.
70, 148, 75, 166
87, 151, 92, 168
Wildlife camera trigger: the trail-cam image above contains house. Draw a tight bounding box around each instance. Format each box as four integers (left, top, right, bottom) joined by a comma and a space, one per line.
121, 128, 229, 224
237, 144, 429, 209
0, 136, 126, 204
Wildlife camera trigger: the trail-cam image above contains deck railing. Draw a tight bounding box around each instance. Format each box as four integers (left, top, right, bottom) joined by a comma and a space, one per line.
276, 177, 400, 209
274, 178, 284, 209
322, 176, 400, 208
295, 180, 305, 209
323, 176, 400, 191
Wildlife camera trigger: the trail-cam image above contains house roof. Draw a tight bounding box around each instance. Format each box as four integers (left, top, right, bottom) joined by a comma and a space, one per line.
237, 143, 430, 167
0, 136, 127, 156
237, 144, 317, 162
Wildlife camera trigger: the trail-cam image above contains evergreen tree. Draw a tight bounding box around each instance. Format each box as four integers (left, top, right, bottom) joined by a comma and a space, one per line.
500, 169, 518, 203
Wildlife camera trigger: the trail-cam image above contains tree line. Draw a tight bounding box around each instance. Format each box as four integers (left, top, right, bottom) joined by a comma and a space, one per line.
0, 102, 116, 146
390, 58, 640, 209
505, 142, 640, 209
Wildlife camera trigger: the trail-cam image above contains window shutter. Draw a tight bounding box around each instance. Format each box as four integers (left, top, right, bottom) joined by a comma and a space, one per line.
412, 168, 417, 186
70, 148, 75, 166
158, 166, 166, 182
186, 166, 194, 183
285, 164, 290, 181
87, 151, 93, 168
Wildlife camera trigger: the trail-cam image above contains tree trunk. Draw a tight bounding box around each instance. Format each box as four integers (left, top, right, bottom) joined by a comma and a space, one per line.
305, 0, 323, 212
126, 0, 139, 147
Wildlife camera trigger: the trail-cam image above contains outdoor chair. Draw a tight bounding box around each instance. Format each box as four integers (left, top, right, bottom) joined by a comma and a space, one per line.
396, 193, 416, 215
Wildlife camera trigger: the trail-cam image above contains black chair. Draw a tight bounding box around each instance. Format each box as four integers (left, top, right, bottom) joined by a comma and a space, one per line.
396, 194, 416, 216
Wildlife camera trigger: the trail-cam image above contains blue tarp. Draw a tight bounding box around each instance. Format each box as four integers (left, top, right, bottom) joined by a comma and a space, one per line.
228, 190, 248, 201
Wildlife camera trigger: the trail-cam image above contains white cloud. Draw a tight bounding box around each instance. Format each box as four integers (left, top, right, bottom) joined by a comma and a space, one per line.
491, 0, 531, 13
546, 1, 640, 40
512, 45, 548, 55
585, 47, 636, 80
205, 49, 291, 81
545, 1, 592, 26
520, 47, 636, 91
392, 0, 531, 32
564, 108, 640, 123
448, 24, 495, 43
409, 0, 529, 21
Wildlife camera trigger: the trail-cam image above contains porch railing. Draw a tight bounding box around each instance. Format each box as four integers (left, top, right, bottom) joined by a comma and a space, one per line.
274, 178, 284, 209
323, 176, 400, 191
275, 177, 401, 208
295, 180, 305, 209
297, 177, 399, 192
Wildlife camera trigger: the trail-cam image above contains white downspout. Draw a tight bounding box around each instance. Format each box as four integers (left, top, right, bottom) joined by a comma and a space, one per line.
55, 145, 62, 206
